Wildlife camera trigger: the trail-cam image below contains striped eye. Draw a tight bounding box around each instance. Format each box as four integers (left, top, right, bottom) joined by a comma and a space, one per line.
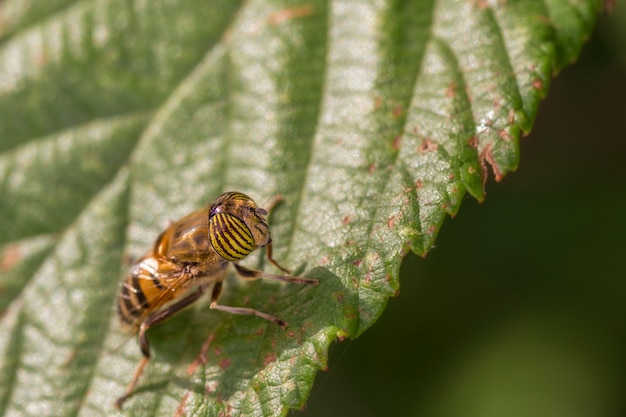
209, 212, 255, 261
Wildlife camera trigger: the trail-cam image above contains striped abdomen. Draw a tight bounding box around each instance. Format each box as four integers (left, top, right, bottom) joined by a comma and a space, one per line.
117, 257, 177, 329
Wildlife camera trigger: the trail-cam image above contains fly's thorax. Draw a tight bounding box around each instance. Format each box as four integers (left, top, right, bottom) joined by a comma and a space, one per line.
208, 192, 272, 262
192, 261, 229, 288
157, 208, 212, 264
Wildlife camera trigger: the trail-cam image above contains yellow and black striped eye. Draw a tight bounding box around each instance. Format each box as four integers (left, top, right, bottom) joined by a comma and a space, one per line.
209, 212, 255, 261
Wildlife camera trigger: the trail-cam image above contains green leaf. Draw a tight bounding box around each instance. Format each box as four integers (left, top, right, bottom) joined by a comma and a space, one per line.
0, 0, 602, 416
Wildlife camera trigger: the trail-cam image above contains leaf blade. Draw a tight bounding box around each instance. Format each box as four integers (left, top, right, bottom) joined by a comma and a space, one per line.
0, 0, 603, 415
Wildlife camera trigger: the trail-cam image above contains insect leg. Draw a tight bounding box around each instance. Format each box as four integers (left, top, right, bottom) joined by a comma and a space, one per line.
138, 286, 206, 356
264, 241, 292, 273
209, 281, 288, 328
260, 195, 317, 280
262, 194, 284, 212
234, 263, 318, 285
259, 195, 295, 274
115, 356, 149, 410
115, 286, 206, 410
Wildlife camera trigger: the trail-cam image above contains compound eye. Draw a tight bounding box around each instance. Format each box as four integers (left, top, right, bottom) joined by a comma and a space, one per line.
255, 208, 268, 216
209, 212, 254, 261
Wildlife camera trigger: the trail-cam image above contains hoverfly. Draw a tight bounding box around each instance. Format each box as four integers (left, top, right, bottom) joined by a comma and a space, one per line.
115, 191, 318, 409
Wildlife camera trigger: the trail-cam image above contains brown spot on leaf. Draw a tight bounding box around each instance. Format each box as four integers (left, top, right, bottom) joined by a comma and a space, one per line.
336, 293, 345, 302
493, 97, 502, 111
264, 353, 277, 366
343, 215, 351, 225
415, 179, 423, 189
353, 259, 362, 267
363, 256, 377, 281
480, 142, 504, 182
219, 358, 231, 370
368, 163, 376, 174
392, 105, 404, 118
499, 129, 513, 141
532, 78, 543, 90
373, 96, 383, 108
467, 136, 479, 148
1, 245, 20, 271
472, 0, 490, 9
206, 381, 219, 394
508, 109, 516, 124
267, 5, 314, 25
418, 138, 438, 153
445, 82, 457, 97
392, 136, 402, 150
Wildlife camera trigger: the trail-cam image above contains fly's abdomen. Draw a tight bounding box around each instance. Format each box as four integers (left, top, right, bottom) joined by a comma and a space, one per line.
117, 257, 169, 330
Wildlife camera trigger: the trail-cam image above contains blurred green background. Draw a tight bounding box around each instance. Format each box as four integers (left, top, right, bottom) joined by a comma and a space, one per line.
301, 8, 626, 417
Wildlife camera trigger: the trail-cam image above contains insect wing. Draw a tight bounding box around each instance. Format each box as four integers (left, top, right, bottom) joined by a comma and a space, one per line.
118, 256, 191, 329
